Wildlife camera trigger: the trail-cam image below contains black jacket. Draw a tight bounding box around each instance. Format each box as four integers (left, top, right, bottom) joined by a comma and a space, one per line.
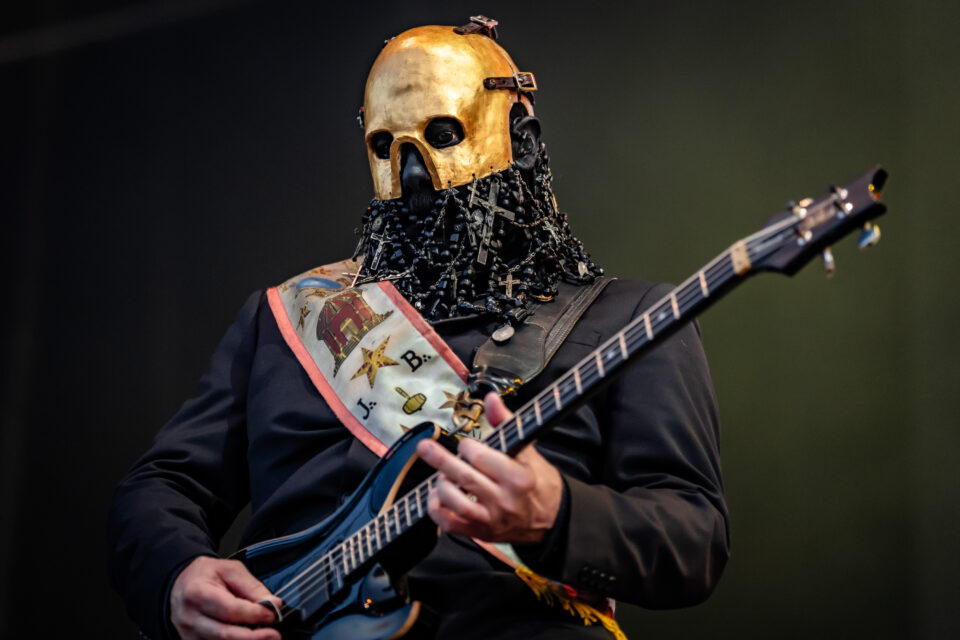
107, 278, 729, 639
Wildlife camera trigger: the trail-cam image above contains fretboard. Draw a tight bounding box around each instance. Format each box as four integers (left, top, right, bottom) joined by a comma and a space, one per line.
319, 215, 799, 591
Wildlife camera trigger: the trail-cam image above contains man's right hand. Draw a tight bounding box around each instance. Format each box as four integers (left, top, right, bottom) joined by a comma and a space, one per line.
170, 556, 282, 640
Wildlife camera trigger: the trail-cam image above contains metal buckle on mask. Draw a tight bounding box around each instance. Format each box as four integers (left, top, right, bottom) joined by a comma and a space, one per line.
454, 15, 499, 39
483, 72, 538, 91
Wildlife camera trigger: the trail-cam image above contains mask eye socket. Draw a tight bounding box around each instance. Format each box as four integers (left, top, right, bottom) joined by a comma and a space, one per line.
370, 132, 393, 159
424, 117, 464, 149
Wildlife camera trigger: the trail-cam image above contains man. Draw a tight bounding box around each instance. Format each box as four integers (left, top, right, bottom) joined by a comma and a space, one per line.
108, 17, 728, 640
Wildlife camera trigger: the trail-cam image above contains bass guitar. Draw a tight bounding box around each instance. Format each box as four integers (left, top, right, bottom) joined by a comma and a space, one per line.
232, 166, 889, 639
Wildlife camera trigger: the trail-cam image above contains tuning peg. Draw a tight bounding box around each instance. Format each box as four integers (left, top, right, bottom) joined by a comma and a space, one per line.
821, 247, 836, 277
857, 222, 881, 249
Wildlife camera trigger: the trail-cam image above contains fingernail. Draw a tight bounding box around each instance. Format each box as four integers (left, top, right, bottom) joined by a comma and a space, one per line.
417, 440, 433, 459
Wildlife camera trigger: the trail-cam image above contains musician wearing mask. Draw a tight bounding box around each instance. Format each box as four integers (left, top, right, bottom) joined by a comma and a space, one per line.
108, 17, 728, 640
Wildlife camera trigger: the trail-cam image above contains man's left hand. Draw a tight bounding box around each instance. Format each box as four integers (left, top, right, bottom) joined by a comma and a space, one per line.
415, 392, 564, 545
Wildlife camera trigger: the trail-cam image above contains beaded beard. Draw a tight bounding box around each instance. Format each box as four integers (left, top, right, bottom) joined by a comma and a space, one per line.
353, 144, 602, 324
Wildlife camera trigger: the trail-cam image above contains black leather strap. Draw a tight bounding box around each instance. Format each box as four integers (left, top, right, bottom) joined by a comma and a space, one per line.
471, 277, 611, 392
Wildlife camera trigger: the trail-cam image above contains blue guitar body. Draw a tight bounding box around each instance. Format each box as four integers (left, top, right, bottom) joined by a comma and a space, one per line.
232, 422, 446, 639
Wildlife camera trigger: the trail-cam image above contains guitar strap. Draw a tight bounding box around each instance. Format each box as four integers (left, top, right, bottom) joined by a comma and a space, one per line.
470, 277, 611, 391
268, 260, 623, 637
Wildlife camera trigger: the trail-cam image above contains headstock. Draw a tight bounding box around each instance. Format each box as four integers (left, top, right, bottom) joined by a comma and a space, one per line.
751, 167, 888, 276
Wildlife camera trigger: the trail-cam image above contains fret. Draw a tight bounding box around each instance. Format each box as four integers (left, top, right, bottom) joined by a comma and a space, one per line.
618, 332, 629, 358
404, 497, 411, 525
332, 552, 345, 591
342, 542, 351, 573
498, 427, 507, 452
378, 516, 388, 543
595, 351, 605, 377
643, 313, 653, 339
373, 516, 382, 549
553, 385, 562, 410
357, 531, 366, 562
670, 292, 680, 319
320, 561, 333, 596
415, 487, 423, 518
699, 270, 709, 296
515, 413, 525, 439
573, 369, 582, 394
533, 400, 542, 426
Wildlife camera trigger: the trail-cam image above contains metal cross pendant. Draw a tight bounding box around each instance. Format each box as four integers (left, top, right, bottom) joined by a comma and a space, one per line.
541, 218, 562, 244
473, 181, 516, 265
369, 232, 388, 270
498, 271, 520, 298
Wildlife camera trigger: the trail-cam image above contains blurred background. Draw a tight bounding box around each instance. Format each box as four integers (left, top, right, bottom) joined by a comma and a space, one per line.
2, 0, 958, 637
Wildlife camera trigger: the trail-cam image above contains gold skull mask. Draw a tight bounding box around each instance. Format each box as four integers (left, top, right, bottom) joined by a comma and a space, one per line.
363, 24, 536, 201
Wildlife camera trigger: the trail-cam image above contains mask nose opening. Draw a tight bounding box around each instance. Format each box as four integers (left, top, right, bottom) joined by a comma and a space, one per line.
399, 143, 434, 195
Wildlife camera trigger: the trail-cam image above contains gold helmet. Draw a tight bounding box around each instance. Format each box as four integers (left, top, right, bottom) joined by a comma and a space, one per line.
362, 16, 537, 201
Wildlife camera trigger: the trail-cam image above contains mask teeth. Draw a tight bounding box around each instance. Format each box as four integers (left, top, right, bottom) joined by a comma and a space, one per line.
356, 147, 602, 322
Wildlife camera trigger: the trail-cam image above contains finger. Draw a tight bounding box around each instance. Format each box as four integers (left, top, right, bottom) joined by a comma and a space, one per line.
219, 560, 283, 610
194, 585, 277, 627
189, 613, 281, 640
435, 474, 491, 522
417, 440, 500, 500
428, 488, 483, 538
484, 391, 513, 426
458, 438, 534, 493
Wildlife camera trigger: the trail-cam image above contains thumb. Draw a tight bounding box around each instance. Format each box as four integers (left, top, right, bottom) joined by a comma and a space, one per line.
219, 560, 282, 607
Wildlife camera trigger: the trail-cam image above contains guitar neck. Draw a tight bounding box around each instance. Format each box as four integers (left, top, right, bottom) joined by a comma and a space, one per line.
328, 216, 800, 579
482, 214, 798, 455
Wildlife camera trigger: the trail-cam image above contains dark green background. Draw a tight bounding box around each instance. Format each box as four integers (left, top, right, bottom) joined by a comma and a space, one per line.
2, 1, 957, 637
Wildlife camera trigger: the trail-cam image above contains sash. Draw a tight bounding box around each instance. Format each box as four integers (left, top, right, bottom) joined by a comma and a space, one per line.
267, 259, 492, 456
267, 260, 624, 638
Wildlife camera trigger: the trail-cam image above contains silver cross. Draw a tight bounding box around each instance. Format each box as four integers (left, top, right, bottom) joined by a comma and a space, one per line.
498, 271, 520, 298
369, 232, 388, 270
471, 181, 516, 265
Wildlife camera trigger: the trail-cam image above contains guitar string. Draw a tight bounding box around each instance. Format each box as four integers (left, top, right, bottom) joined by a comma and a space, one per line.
266, 224, 795, 616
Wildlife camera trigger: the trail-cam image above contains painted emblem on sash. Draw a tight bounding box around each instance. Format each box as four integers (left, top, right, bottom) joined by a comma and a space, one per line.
395, 387, 427, 415
351, 336, 400, 388
315, 289, 393, 374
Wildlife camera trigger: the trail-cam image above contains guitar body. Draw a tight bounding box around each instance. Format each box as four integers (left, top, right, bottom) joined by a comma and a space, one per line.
232, 422, 446, 639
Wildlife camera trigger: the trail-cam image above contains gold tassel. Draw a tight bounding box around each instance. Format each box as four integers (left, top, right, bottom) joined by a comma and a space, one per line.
515, 565, 628, 640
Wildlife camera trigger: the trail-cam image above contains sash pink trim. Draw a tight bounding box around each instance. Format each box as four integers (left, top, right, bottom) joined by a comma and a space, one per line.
267, 286, 388, 457
377, 281, 470, 381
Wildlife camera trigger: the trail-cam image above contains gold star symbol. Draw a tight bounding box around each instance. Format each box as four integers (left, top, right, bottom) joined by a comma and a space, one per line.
351, 336, 399, 389
297, 305, 311, 330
